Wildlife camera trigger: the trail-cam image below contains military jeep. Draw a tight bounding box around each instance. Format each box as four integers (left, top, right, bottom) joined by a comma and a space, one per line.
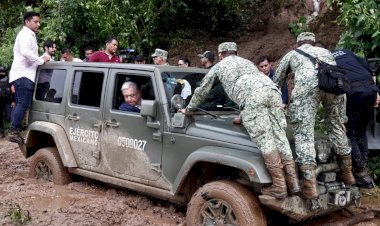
19, 62, 360, 225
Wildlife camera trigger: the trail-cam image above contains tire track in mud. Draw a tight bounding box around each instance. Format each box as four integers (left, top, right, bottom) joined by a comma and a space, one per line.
0, 140, 379, 225
0, 140, 185, 226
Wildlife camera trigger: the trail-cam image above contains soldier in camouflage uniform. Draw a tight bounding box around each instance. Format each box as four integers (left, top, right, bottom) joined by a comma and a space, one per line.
274, 32, 355, 199
151, 48, 170, 65
181, 42, 300, 198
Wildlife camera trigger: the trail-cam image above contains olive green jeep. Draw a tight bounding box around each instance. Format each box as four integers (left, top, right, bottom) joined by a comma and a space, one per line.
19, 62, 360, 225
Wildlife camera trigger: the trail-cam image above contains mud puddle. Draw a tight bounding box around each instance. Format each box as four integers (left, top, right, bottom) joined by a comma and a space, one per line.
0, 140, 379, 225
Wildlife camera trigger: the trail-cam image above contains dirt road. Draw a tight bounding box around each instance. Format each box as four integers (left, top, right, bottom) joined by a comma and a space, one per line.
0, 139, 379, 225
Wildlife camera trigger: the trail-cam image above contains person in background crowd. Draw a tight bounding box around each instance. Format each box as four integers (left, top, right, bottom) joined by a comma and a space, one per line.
274, 32, 355, 199
176, 56, 192, 99
36, 40, 56, 100
134, 55, 145, 64
178, 57, 190, 67
42, 40, 56, 60
119, 81, 141, 113
257, 55, 289, 107
61, 48, 83, 62
198, 51, 215, 69
0, 67, 13, 138
151, 48, 169, 65
83, 46, 94, 62
181, 42, 300, 199
8, 11, 51, 144
89, 36, 120, 63
333, 49, 380, 189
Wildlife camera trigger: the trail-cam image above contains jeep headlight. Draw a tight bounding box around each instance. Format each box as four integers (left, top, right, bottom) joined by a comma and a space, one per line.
171, 94, 185, 111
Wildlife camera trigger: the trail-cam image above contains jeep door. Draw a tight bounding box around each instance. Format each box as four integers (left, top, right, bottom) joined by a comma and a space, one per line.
101, 69, 164, 183
64, 67, 107, 170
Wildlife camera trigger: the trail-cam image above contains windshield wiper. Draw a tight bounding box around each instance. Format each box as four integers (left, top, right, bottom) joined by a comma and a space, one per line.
196, 107, 219, 118
220, 106, 240, 112
213, 105, 240, 112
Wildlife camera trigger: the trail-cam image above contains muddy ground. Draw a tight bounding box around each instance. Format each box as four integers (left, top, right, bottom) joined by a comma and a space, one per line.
0, 139, 379, 226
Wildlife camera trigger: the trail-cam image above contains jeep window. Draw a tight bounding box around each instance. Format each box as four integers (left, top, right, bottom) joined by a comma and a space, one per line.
35, 69, 66, 103
162, 71, 237, 111
71, 71, 104, 107
113, 73, 155, 112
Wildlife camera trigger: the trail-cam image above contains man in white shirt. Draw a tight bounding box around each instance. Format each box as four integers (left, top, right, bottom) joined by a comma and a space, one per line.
8, 11, 50, 144
60, 48, 83, 62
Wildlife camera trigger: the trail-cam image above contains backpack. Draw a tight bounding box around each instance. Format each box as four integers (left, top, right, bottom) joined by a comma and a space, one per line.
294, 49, 350, 95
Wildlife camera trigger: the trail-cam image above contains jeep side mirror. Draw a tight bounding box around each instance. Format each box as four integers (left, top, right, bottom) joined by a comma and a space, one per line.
141, 100, 160, 129
140, 100, 157, 118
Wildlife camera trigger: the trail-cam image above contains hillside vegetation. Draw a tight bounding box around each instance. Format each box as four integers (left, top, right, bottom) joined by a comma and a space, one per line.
0, 0, 379, 67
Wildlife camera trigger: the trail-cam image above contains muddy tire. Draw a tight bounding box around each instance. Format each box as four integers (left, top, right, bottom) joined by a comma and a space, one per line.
186, 180, 267, 226
29, 147, 72, 185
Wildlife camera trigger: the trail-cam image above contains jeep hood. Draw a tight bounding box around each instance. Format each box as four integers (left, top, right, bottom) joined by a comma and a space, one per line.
186, 116, 258, 150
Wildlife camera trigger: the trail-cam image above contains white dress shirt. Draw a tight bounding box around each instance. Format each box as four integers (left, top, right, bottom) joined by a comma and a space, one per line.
9, 26, 44, 83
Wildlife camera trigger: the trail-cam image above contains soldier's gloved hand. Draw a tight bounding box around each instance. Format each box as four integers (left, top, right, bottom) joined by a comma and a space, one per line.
179, 108, 193, 116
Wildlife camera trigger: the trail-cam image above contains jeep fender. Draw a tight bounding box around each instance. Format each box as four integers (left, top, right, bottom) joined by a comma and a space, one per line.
172, 146, 271, 193
23, 121, 77, 167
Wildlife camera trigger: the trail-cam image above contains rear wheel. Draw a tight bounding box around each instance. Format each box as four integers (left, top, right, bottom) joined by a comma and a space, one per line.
29, 147, 72, 185
186, 180, 267, 226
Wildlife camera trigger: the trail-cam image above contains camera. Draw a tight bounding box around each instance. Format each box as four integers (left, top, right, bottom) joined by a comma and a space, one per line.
120, 48, 137, 63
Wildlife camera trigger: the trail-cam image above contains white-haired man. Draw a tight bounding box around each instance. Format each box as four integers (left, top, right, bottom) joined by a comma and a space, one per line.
118, 81, 141, 113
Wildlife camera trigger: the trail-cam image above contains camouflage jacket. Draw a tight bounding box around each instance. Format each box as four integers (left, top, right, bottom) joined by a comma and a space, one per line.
274, 44, 336, 99
186, 55, 276, 111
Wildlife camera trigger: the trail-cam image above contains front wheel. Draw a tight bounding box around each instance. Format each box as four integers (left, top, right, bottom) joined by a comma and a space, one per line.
186, 180, 267, 226
29, 147, 72, 185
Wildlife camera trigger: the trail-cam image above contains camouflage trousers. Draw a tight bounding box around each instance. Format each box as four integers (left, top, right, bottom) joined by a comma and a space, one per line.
288, 88, 351, 165
241, 87, 293, 160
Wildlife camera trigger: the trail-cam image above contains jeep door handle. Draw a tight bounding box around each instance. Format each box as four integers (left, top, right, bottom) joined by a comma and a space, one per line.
67, 114, 80, 121
93, 122, 102, 132
105, 120, 120, 128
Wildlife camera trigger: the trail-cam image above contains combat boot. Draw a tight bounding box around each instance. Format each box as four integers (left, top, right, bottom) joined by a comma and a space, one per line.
280, 154, 300, 195
261, 152, 288, 199
299, 165, 319, 199
354, 168, 373, 189
336, 154, 356, 186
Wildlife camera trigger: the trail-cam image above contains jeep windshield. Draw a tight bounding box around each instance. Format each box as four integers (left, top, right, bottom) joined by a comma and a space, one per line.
161, 71, 238, 111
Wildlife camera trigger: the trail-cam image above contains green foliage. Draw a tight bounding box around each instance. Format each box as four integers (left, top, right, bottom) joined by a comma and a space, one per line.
0, 1, 25, 68
0, 28, 20, 68
5, 203, 32, 225
0, 0, 186, 61
39, 0, 185, 56
288, 16, 309, 37
0, 0, 284, 63
369, 155, 380, 185
328, 0, 380, 58
315, 105, 327, 134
